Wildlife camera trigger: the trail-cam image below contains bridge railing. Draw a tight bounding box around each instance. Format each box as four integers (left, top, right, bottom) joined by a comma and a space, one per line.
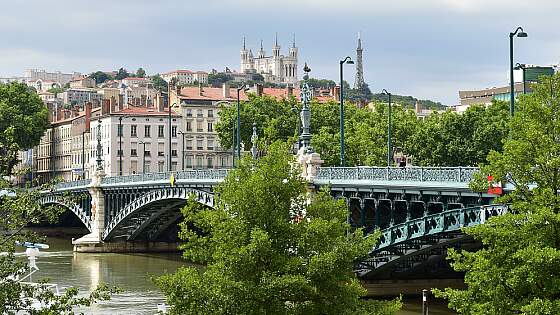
101, 169, 230, 185
315, 166, 478, 183
54, 179, 92, 190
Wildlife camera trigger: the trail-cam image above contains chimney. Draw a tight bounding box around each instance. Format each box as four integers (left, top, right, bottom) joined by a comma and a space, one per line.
415, 101, 422, 114
198, 84, 203, 96
102, 99, 110, 115
287, 86, 294, 98
158, 99, 165, 112
110, 96, 117, 113
256, 83, 263, 97
85, 102, 92, 130
334, 85, 341, 102
223, 83, 230, 98
56, 107, 63, 122
118, 95, 124, 111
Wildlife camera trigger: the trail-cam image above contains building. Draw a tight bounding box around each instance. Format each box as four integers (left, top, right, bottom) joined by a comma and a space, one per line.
121, 77, 153, 88
24, 69, 80, 86
240, 35, 298, 85
161, 70, 209, 85
91, 102, 181, 176
69, 76, 96, 88
62, 88, 102, 106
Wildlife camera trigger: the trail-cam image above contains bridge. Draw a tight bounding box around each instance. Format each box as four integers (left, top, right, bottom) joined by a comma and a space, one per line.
41, 165, 503, 278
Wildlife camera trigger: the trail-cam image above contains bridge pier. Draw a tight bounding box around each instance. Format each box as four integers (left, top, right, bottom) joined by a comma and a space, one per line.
73, 168, 106, 251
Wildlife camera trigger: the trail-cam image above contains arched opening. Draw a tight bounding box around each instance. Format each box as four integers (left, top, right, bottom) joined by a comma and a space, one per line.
30, 203, 90, 237
349, 198, 362, 227
377, 200, 392, 229
363, 198, 376, 230
393, 200, 408, 225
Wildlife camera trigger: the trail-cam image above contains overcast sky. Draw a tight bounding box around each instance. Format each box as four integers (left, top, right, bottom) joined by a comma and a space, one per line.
1, 0, 559, 104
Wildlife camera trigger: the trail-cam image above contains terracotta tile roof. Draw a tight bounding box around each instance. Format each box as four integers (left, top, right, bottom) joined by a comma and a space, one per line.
113, 105, 180, 117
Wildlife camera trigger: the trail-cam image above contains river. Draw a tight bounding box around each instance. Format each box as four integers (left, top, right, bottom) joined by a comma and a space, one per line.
20, 237, 454, 314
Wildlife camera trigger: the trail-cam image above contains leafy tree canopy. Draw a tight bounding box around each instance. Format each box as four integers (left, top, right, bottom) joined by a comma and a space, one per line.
371, 93, 447, 110
114, 67, 131, 80
151, 74, 168, 92
208, 73, 234, 87
88, 71, 112, 85
156, 142, 401, 314
434, 74, 560, 314
0, 82, 49, 174
135, 67, 146, 78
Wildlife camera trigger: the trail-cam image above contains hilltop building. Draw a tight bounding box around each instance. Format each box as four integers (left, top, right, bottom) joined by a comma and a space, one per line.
240, 35, 298, 85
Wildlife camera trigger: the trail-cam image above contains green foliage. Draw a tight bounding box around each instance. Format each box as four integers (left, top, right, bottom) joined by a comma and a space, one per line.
88, 71, 112, 85
405, 101, 510, 166
135, 67, 146, 78
114, 67, 130, 80
151, 74, 168, 92
433, 74, 560, 314
371, 93, 447, 110
156, 142, 401, 314
208, 73, 234, 87
46, 87, 64, 96
0, 82, 49, 174
346, 83, 373, 104
307, 78, 337, 89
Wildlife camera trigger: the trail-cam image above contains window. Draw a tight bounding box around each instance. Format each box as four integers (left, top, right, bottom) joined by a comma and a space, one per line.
197, 139, 203, 150
144, 125, 151, 137
158, 125, 164, 138
131, 148, 137, 156
186, 109, 192, 117
158, 143, 164, 156
172, 126, 177, 137
196, 156, 203, 168
197, 121, 203, 132
158, 161, 164, 173
197, 109, 203, 118
207, 122, 213, 132
171, 149, 177, 157
207, 157, 213, 168
144, 161, 150, 173
117, 125, 123, 137
186, 122, 192, 132
186, 156, 192, 168
130, 161, 137, 174
207, 109, 213, 118
186, 140, 193, 150
117, 149, 123, 157
207, 139, 214, 150
171, 162, 177, 171
131, 125, 137, 137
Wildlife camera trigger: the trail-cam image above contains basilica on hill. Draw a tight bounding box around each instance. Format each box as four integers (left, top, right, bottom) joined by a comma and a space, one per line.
240, 35, 299, 85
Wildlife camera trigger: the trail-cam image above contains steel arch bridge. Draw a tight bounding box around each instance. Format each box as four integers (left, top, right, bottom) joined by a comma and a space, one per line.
45, 167, 506, 277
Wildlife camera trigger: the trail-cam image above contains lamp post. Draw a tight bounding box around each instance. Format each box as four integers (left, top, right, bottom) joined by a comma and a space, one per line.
168, 103, 175, 172
339, 56, 354, 167
118, 116, 124, 176
139, 141, 147, 174
178, 131, 185, 170
382, 89, 392, 167
509, 26, 528, 116
236, 85, 249, 166
516, 63, 527, 94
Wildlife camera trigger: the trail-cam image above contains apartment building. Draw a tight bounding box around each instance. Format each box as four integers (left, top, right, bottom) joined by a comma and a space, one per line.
161, 70, 209, 85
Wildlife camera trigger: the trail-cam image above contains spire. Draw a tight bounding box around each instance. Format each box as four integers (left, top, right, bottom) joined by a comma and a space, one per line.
243, 36, 246, 50
275, 32, 278, 46
357, 31, 362, 50
292, 33, 296, 48
260, 39, 263, 51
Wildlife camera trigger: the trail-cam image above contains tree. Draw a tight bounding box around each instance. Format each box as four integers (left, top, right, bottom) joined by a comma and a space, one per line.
307, 78, 337, 89
251, 73, 265, 82
151, 74, 168, 92
47, 87, 64, 96
89, 71, 112, 85
135, 67, 146, 78
433, 74, 560, 314
114, 68, 130, 80
405, 101, 509, 166
207, 73, 234, 87
156, 142, 401, 314
0, 82, 50, 175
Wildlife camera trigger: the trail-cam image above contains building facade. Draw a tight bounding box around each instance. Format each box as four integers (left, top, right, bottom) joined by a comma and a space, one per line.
161, 70, 209, 85
240, 36, 298, 85
62, 88, 102, 106
24, 69, 80, 86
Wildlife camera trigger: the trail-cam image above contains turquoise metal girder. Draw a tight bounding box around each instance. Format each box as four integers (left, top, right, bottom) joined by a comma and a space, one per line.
39, 193, 92, 231
356, 205, 509, 278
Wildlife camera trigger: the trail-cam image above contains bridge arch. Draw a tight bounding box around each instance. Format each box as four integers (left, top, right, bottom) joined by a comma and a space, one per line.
39, 195, 92, 232
102, 187, 215, 241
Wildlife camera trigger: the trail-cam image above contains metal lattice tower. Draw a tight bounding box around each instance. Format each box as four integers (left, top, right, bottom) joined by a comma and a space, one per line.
354, 32, 365, 89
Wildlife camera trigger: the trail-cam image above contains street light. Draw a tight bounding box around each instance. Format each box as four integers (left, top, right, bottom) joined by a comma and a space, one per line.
515, 63, 527, 94
138, 141, 147, 174
339, 56, 354, 167
168, 103, 175, 172
236, 85, 249, 166
178, 131, 186, 170
382, 89, 392, 167
509, 26, 528, 116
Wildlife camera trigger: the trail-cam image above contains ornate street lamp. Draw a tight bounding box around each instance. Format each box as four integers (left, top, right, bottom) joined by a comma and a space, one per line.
382, 89, 392, 167
299, 63, 313, 153
509, 27, 528, 115
339, 56, 354, 166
